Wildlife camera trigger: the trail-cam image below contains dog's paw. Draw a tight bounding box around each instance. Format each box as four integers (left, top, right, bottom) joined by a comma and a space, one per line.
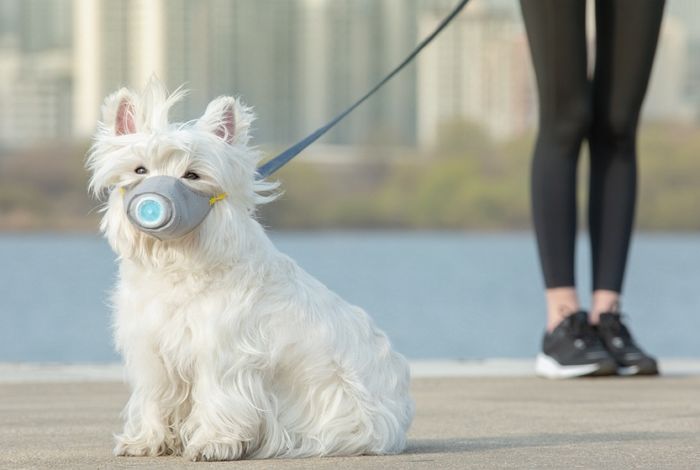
114, 441, 151, 457
114, 434, 175, 457
184, 439, 246, 461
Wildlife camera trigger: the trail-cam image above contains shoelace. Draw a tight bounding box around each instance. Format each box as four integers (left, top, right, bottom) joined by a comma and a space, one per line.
560, 312, 600, 347
601, 313, 633, 346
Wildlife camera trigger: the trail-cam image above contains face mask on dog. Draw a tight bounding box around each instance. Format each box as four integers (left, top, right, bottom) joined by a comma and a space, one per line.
122, 176, 227, 241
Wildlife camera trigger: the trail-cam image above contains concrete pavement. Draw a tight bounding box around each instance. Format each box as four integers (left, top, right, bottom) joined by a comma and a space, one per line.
1, 367, 699, 469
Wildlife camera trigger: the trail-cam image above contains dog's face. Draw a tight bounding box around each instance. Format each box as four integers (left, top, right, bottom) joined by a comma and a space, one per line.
87, 79, 276, 265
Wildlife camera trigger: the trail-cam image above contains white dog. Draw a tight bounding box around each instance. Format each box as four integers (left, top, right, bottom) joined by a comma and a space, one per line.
86, 79, 414, 461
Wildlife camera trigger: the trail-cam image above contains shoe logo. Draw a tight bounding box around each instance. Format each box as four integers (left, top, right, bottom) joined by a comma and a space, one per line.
574, 339, 586, 350
623, 353, 643, 360
612, 337, 625, 349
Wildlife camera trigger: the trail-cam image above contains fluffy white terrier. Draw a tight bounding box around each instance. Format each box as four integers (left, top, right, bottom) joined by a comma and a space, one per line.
86, 79, 414, 461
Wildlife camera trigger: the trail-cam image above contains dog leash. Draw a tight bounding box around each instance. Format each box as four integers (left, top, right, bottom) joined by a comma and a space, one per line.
256, 0, 471, 179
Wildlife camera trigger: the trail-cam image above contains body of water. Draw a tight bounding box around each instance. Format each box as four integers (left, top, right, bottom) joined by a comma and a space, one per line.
0, 232, 698, 362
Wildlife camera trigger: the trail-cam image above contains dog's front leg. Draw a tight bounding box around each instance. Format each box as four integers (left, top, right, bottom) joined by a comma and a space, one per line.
114, 347, 182, 457
181, 363, 265, 462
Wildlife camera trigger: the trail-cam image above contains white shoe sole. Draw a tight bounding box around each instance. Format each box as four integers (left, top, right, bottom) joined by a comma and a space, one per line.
535, 353, 606, 379
617, 365, 641, 376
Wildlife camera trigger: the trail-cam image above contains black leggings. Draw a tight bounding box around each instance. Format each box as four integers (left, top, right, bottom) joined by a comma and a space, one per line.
520, 0, 665, 292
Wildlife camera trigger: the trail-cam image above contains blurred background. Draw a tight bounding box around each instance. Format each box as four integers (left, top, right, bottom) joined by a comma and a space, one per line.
0, 0, 698, 363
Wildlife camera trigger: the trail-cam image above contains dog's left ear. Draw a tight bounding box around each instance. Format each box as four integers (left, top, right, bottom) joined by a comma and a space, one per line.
197, 96, 254, 145
101, 88, 139, 136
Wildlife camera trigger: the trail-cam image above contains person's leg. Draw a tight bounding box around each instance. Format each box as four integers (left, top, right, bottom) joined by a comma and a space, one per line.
588, 0, 665, 323
520, 0, 590, 331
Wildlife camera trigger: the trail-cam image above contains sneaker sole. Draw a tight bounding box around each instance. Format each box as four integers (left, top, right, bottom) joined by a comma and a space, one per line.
617, 364, 659, 376
535, 353, 617, 379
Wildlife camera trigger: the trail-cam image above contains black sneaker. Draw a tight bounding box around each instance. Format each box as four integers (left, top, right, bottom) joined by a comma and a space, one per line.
536, 311, 617, 379
595, 313, 659, 376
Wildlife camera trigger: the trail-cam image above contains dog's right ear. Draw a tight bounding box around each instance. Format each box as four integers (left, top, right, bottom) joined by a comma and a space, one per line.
197, 96, 254, 146
101, 88, 138, 136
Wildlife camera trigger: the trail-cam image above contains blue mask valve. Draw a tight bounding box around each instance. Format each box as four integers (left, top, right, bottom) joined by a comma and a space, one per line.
133, 194, 171, 229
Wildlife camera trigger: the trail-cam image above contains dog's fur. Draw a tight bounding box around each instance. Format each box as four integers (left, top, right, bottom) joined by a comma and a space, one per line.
86, 79, 414, 461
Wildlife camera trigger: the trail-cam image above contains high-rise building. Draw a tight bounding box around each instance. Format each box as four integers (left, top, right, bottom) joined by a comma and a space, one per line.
2, 0, 698, 149
308, 0, 418, 146
159, 0, 307, 142
72, 0, 419, 146
643, 15, 695, 122
687, 38, 700, 118
667, 0, 700, 120
73, 0, 166, 136
416, 1, 536, 147
0, 0, 72, 146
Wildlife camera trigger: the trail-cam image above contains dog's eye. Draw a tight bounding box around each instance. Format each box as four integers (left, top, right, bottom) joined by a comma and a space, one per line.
183, 171, 200, 180
134, 166, 148, 175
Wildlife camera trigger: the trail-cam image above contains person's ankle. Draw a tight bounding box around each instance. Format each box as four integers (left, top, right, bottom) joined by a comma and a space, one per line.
546, 306, 581, 332
545, 287, 580, 332
590, 289, 621, 324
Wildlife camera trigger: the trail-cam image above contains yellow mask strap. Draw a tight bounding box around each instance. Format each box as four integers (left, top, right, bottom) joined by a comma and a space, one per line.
209, 193, 227, 206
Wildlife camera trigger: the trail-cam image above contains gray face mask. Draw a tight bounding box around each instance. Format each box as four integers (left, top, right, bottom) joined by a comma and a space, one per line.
123, 176, 226, 241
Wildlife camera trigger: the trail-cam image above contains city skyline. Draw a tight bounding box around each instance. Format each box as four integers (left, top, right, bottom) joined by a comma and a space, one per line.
0, 0, 698, 149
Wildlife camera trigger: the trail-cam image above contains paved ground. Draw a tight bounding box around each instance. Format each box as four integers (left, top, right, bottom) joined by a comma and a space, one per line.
1, 374, 699, 469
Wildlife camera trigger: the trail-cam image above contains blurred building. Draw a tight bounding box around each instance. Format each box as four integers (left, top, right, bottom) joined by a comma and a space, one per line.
162, 0, 304, 142
666, 0, 700, 120
73, 0, 165, 136
0, 0, 699, 149
0, 0, 72, 147
416, 1, 535, 146
688, 38, 700, 118
644, 15, 695, 123
303, 0, 418, 146
173, 0, 419, 146
72, 0, 418, 146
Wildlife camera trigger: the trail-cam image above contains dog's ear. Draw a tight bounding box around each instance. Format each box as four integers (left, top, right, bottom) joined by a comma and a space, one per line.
197, 96, 254, 145
102, 88, 138, 136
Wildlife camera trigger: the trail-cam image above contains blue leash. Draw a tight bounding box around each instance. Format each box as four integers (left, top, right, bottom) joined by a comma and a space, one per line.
256, 0, 471, 179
